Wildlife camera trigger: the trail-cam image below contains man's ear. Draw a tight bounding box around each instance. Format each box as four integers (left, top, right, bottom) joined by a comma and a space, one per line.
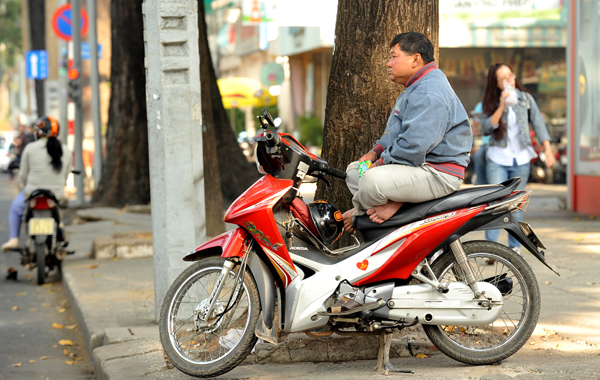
413, 53, 422, 67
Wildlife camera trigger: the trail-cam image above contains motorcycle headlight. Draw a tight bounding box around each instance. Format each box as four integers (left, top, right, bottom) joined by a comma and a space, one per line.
538, 152, 546, 161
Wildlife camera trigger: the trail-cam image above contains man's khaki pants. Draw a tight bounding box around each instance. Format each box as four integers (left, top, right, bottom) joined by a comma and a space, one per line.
346, 161, 463, 216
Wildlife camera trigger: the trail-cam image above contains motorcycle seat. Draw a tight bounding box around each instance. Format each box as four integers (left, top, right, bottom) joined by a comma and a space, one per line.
28, 189, 59, 202
355, 177, 522, 242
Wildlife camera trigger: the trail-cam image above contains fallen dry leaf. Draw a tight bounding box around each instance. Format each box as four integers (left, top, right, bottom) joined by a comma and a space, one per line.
574, 235, 585, 242
92, 273, 102, 277
65, 361, 75, 365
42, 303, 51, 308
57, 307, 66, 313
59, 339, 73, 346
415, 353, 430, 358
87, 264, 99, 269
545, 281, 552, 285
29, 359, 36, 363
556, 343, 561, 350
535, 348, 545, 351
74, 357, 82, 361
65, 324, 77, 330
12, 306, 18, 311
63, 348, 69, 356
12, 363, 22, 367
16, 292, 27, 296
53, 345, 58, 348
40, 356, 49, 360
529, 341, 536, 345
29, 308, 37, 312
53, 323, 65, 329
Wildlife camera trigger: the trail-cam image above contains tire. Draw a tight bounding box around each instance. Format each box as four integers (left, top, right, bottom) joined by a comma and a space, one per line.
36, 242, 46, 285
423, 240, 541, 365
159, 256, 261, 378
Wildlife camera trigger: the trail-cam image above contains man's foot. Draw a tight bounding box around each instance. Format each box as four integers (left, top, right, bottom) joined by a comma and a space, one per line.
2, 238, 19, 252
366, 201, 404, 224
342, 209, 355, 232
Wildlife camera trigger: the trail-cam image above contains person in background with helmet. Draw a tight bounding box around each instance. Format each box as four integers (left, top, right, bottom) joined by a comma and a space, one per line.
1, 116, 72, 252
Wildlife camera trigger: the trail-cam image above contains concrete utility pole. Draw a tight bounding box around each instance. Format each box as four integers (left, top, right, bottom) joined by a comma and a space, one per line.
72, 0, 85, 205
87, 0, 102, 187
142, 0, 206, 320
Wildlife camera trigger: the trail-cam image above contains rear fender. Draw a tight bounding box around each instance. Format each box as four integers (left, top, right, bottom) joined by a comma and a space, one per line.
183, 228, 249, 262
478, 213, 560, 276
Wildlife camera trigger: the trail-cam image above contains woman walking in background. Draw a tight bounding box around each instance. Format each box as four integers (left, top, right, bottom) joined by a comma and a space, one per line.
481, 63, 555, 252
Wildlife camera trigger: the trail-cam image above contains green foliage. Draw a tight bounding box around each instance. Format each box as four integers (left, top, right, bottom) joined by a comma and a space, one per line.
298, 113, 323, 147
0, 0, 22, 69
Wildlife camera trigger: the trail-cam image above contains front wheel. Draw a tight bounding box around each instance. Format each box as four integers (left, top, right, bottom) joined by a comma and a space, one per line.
159, 256, 261, 378
423, 240, 541, 364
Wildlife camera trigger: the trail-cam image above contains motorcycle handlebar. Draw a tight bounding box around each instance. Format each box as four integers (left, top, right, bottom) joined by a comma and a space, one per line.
325, 166, 347, 180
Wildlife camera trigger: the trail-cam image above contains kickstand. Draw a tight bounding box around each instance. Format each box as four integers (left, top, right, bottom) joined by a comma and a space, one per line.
375, 330, 414, 375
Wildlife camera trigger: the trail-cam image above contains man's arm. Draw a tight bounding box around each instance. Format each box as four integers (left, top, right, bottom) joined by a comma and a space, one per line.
381, 92, 449, 166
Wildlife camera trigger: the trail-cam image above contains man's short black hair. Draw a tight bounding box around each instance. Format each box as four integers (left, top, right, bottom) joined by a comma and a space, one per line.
390, 32, 434, 64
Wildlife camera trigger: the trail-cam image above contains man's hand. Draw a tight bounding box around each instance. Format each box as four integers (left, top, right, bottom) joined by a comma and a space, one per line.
359, 151, 377, 163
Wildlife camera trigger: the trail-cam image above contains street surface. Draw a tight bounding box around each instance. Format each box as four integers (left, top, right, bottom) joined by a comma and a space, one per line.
0, 175, 93, 379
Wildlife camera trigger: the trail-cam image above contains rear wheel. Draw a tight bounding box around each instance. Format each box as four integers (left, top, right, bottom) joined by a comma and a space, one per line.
159, 256, 261, 378
36, 242, 46, 285
423, 240, 540, 364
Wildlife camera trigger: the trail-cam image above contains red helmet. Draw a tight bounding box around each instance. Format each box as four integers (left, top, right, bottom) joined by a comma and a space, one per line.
34, 116, 60, 138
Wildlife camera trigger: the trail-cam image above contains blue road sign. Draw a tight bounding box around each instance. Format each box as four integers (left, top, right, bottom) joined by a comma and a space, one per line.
81, 43, 103, 60
25, 50, 48, 80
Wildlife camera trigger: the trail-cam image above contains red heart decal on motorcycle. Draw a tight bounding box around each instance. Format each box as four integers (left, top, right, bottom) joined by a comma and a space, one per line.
357, 259, 368, 271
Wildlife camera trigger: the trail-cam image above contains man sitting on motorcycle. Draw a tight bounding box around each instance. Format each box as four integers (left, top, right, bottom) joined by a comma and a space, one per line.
2, 116, 72, 252
343, 32, 472, 231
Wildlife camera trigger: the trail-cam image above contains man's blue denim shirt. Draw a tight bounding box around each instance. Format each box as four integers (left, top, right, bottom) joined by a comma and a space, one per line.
373, 67, 472, 169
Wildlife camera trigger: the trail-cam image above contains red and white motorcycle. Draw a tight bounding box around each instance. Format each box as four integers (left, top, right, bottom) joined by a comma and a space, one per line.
159, 108, 560, 378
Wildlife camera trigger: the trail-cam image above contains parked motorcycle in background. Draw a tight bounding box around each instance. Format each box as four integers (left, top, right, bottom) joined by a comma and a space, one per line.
529, 131, 567, 184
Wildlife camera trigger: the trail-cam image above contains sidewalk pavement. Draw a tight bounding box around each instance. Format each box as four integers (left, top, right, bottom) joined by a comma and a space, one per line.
60, 183, 600, 379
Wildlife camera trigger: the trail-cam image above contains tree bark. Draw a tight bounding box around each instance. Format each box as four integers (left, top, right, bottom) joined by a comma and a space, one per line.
92, 0, 150, 206
28, 0, 44, 115
317, 0, 439, 223
198, 3, 225, 236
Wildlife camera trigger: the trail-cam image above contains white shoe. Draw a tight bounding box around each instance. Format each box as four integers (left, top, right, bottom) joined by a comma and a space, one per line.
511, 247, 522, 255
2, 238, 19, 252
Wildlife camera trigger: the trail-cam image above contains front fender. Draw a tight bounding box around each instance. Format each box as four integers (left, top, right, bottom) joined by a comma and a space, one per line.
183, 228, 249, 261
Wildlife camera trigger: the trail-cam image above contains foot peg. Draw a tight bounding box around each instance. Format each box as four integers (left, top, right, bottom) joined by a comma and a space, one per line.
318, 298, 385, 316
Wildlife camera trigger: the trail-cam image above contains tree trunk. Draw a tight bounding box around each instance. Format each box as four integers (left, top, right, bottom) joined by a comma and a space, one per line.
92, 0, 150, 206
28, 0, 44, 115
317, 0, 439, 223
198, 3, 225, 236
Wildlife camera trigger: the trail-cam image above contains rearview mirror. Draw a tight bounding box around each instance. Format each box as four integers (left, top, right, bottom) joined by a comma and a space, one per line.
262, 107, 275, 127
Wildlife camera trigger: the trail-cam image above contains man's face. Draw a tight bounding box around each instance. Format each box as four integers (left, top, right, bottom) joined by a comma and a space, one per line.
387, 45, 418, 85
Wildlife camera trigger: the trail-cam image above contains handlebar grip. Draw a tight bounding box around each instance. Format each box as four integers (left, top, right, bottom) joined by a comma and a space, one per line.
326, 167, 347, 180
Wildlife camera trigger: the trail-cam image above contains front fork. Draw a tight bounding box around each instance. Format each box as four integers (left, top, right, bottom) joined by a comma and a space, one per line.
194, 242, 252, 329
